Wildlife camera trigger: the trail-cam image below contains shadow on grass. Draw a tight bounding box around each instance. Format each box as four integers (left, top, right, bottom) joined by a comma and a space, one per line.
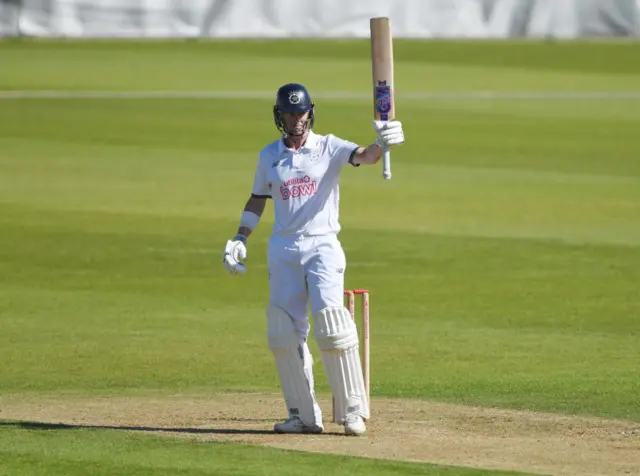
0, 420, 344, 436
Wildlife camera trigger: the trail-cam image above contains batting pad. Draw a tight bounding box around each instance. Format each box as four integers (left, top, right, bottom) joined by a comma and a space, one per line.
267, 306, 323, 426
313, 306, 370, 423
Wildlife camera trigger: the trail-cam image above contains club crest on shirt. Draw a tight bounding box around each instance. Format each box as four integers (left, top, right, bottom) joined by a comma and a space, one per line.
307, 150, 320, 163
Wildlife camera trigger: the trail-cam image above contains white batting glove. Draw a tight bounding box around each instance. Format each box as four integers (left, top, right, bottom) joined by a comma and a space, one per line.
222, 235, 247, 275
373, 120, 405, 148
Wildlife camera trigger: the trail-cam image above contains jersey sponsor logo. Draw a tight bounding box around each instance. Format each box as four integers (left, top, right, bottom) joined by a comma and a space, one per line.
280, 175, 317, 200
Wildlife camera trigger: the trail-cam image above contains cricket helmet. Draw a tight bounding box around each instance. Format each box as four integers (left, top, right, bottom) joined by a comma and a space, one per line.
273, 83, 315, 136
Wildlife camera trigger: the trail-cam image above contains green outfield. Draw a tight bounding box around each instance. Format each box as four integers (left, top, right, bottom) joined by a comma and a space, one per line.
1, 39, 639, 476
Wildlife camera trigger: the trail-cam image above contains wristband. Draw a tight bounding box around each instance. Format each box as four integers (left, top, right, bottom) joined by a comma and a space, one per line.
233, 233, 247, 244
239, 210, 260, 231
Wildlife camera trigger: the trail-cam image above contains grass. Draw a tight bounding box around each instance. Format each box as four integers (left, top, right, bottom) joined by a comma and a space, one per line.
1, 38, 639, 475
0, 425, 537, 476
2, 38, 640, 91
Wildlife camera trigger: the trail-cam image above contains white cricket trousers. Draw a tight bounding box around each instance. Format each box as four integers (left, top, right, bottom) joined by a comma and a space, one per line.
267, 233, 346, 342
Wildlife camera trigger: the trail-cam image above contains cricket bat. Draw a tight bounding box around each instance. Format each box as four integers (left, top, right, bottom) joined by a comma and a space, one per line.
370, 17, 395, 180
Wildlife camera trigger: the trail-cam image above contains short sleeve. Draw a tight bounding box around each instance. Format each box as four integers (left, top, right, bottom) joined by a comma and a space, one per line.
327, 134, 360, 168
251, 154, 271, 198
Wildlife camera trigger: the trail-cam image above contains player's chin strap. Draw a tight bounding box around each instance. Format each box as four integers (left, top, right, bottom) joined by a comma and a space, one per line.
282, 124, 310, 139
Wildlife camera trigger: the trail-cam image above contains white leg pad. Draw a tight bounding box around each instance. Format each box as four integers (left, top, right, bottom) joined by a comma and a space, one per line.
267, 306, 323, 426
313, 306, 370, 423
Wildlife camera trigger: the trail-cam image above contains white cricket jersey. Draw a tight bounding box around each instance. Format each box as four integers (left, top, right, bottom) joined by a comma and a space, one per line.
251, 131, 360, 237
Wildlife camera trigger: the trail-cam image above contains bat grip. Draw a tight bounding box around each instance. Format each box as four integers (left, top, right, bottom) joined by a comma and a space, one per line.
382, 147, 392, 180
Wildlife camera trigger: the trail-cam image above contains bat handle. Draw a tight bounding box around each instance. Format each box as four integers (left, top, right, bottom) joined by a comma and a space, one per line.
382, 147, 392, 180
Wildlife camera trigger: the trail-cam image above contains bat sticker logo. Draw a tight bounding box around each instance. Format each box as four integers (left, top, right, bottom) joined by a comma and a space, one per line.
375, 80, 391, 120
288, 92, 301, 104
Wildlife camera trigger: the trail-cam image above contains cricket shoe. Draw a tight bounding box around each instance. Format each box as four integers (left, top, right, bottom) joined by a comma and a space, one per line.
344, 415, 366, 436
273, 417, 324, 434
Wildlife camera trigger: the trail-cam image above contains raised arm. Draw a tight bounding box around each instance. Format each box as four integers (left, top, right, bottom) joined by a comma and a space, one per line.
350, 144, 384, 166
350, 120, 405, 166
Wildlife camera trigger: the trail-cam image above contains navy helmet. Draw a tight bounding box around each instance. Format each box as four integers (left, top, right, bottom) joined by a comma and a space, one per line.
273, 83, 315, 136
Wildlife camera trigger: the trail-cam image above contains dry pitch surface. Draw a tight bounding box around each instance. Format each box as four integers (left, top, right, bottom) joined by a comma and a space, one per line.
2, 393, 639, 476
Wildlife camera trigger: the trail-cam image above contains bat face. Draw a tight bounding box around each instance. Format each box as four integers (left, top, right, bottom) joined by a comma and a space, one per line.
370, 17, 395, 122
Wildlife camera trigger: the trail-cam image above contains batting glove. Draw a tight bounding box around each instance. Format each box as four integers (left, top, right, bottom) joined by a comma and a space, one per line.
222, 234, 247, 275
373, 120, 405, 148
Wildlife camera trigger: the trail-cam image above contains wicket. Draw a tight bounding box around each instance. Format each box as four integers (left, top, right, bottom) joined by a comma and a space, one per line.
332, 288, 370, 423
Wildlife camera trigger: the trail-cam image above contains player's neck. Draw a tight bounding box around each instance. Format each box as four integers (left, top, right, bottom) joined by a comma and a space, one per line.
284, 131, 309, 151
